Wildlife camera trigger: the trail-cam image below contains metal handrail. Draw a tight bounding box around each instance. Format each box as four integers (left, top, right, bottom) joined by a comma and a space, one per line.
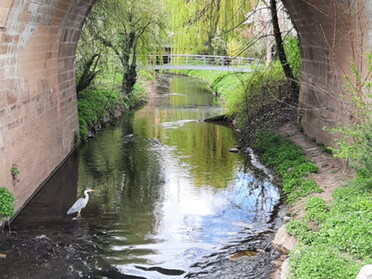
148, 54, 257, 64
146, 54, 259, 72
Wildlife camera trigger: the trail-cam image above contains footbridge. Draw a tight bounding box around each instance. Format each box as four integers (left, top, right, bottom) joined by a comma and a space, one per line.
147, 54, 258, 72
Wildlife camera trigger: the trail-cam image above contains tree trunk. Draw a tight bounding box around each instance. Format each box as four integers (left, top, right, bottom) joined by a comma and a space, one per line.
76, 53, 101, 96
121, 29, 137, 95
269, 0, 298, 98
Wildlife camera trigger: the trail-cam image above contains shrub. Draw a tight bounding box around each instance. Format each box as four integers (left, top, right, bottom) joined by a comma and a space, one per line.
329, 52, 372, 185
283, 36, 302, 79
0, 187, 14, 218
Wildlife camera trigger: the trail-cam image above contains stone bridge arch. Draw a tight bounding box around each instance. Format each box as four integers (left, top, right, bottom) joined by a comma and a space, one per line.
0, 0, 371, 212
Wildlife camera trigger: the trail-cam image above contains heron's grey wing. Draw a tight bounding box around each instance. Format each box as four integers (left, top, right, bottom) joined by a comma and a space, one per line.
67, 198, 85, 214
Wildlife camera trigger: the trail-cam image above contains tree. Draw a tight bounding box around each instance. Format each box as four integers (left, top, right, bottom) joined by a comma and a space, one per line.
166, 0, 252, 55
75, 5, 108, 96
269, 0, 298, 97
76, 0, 167, 95
99, 0, 167, 95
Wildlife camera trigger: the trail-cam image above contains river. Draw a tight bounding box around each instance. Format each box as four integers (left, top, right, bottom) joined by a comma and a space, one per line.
0, 74, 283, 279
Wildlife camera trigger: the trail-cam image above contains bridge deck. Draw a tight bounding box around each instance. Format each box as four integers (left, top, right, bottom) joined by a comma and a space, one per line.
147, 54, 258, 73
148, 64, 254, 72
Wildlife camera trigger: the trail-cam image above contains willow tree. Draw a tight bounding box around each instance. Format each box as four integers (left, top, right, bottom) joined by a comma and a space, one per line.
165, 0, 252, 55
78, 0, 167, 95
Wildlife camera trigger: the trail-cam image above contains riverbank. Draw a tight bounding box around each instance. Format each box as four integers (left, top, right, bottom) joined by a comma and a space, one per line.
240, 95, 371, 279
170, 64, 291, 121
77, 70, 155, 142
236, 95, 371, 279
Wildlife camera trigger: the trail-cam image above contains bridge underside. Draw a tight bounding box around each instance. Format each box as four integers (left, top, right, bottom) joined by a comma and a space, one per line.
0, 0, 371, 213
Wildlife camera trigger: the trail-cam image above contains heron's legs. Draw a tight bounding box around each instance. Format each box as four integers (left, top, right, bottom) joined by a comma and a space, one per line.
77, 211, 81, 218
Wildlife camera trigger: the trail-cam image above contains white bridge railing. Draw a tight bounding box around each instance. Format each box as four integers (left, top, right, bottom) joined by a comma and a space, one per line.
147, 54, 258, 72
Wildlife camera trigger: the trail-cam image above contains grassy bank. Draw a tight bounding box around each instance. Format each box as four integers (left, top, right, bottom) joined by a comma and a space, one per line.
174, 62, 290, 120
253, 129, 371, 278
287, 179, 371, 278
77, 70, 154, 141
252, 130, 321, 204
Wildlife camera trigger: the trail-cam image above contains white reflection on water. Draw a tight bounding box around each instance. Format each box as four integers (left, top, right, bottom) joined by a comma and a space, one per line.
115, 140, 280, 274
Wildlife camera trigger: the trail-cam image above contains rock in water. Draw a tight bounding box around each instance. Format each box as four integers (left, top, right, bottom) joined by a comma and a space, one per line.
229, 147, 240, 153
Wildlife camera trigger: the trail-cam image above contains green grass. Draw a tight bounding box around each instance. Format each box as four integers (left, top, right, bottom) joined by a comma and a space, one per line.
286, 182, 372, 278
251, 130, 371, 278
252, 130, 321, 204
289, 244, 362, 279
77, 70, 153, 141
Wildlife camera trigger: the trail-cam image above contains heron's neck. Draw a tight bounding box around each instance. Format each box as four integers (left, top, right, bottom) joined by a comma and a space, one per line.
84, 191, 90, 202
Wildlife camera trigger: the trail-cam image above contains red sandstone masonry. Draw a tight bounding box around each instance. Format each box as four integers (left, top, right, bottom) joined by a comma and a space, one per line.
0, 0, 95, 213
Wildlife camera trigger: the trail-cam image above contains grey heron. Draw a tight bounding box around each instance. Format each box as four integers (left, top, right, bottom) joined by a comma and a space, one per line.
67, 188, 95, 218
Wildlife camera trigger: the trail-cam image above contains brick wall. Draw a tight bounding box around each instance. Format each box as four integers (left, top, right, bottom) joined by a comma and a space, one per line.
0, 0, 95, 213
282, 0, 371, 144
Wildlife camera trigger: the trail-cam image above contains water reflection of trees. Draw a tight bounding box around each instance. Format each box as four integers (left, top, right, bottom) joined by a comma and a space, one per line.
133, 76, 239, 189
237, 153, 280, 222
78, 115, 164, 245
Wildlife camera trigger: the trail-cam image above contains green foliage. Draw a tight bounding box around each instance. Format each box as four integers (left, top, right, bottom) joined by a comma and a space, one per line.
0, 187, 14, 217
10, 164, 20, 178
252, 130, 320, 204
318, 183, 372, 259
329, 52, 372, 183
77, 71, 153, 141
78, 87, 124, 140
285, 179, 322, 205
76, 0, 167, 95
304, 196, 328, 223
166, 0, 252, 54
283, 36, 302, 79
289, 244, 363, 279
286, 219, 316, 244
288, 181, 372, 278
211, 36, 228, 56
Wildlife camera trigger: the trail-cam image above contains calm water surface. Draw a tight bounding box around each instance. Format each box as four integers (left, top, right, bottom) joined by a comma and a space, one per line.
1, 74, 281, 279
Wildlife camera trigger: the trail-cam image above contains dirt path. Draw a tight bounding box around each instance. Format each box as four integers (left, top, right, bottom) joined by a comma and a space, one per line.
271, 122, 355, 279
276, 123, 355, 217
